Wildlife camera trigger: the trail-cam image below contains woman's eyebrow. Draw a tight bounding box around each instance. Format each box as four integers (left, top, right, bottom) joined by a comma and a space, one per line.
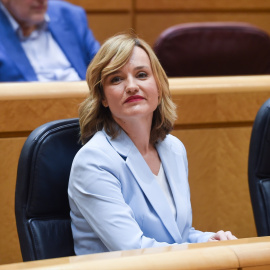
106, 65, 150, 79
107, 70, 121, 77
134, 65, 150, 70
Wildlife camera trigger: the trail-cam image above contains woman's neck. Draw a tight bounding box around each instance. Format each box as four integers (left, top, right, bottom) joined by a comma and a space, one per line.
114, 115, 161, 175
114, 116, 153, 155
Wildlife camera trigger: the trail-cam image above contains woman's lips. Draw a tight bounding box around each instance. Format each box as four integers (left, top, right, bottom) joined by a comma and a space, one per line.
124, 95, 144, 103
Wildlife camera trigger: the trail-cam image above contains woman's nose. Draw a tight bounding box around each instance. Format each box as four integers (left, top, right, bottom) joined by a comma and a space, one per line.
125, 76, 139, 93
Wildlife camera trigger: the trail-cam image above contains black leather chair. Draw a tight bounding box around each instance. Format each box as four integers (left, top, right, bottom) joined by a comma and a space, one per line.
153, 22, 270, 77
248, 98, 270, 236
15, 118, 82, 261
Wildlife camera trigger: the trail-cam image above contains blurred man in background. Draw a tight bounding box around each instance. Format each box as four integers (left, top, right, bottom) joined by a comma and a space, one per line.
0, 0, 100, 82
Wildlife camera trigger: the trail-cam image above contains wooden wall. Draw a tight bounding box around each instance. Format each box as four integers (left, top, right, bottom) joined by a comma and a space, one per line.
66, 0, 270, 46
1, 76, 269, 265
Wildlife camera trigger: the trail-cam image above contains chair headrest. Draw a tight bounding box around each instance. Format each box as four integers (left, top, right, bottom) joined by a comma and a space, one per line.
154, 22, 270, 77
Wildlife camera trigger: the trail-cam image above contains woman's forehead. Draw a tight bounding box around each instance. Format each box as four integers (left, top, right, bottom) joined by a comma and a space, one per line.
107, 46, 151, 72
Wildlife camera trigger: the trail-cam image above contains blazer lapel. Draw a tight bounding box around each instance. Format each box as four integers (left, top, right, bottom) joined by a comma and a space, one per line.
105, 129, 182, 243
157, 138, 189, 235
48, 12, 86, 79
0, 11, 37, 81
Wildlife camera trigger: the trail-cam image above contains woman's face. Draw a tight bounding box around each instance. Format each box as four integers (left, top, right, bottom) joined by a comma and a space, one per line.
102, 46, 159, 126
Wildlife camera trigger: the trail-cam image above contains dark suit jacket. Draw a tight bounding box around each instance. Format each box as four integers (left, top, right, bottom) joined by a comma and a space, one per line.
0, 0, 100, 82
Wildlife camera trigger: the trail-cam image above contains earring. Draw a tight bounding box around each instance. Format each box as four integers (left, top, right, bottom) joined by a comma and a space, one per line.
102, 100, 108, 107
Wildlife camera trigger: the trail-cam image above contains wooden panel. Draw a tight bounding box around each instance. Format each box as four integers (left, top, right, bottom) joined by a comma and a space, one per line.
136, 13, 270, 46
241, 266, 270, 270
172, 128, 219, 231
135, 0, 270, 11
173, 127, 257, 238
66, 0, 132, 12
0, 99, 83, 133
0, 138, 25, 264
87, 14, 132, 44
0, 236, 268, 270
170, 76, 270, 125
58, 0, 270, 48
63, 1, 133, 44
0, 82, 87, 133
0, 81, 88, 100
2, 237, 270, 270
216, 127, 255, 237
0, 245, 239, 270
2, 76, 270, 132
230, 241, 270, 269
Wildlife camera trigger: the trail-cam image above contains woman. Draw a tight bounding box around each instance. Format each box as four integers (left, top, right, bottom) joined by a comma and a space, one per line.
68, 33, 236, 255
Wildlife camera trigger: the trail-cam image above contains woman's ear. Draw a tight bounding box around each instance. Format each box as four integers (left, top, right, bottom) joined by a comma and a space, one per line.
102, 98, 109, 107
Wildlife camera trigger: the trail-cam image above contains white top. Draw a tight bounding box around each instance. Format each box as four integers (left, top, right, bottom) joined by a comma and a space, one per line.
154, 163, 176, 219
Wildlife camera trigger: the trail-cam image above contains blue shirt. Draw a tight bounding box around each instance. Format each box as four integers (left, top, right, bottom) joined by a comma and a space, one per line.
0, 2, 81, 81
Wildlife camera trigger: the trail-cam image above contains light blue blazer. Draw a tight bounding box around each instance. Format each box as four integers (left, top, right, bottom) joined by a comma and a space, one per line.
68, 129, 213, 255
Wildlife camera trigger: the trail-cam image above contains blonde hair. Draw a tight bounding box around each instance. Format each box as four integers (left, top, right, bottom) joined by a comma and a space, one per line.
79, 33, 177, 144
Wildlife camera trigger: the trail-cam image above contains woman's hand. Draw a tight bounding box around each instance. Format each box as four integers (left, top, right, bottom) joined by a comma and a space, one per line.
208, 230, 237, 242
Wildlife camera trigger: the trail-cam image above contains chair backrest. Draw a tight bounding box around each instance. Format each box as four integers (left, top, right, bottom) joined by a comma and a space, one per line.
15, 118, 82, 261
248, 98, 270, 236
153, 22, 270, 77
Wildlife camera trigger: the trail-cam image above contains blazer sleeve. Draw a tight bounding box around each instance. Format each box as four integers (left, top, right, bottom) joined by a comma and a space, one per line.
188, 228, 215, 243
69, 145, 177, 252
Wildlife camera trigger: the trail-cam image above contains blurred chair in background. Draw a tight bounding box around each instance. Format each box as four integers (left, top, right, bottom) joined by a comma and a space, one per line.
15, 118, 81, 261
248, 98, 270, 237
154, 22, 270, 77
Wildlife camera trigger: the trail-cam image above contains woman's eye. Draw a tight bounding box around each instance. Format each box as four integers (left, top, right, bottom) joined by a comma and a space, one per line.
137, 72, 148, 78
111, 76, 122, 84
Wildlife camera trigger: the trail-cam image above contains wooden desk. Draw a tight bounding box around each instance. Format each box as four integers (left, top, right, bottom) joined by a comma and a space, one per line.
0, 237, 270, 270
1, 76, 270, 264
